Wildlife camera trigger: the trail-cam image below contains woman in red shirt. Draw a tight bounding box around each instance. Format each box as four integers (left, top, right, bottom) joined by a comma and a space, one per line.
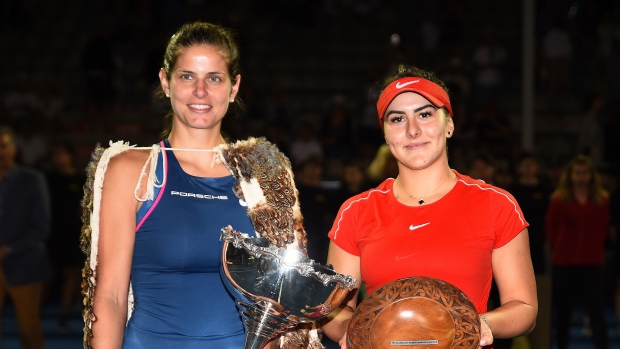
546, 154, 610, 349
321, 64, 537, 348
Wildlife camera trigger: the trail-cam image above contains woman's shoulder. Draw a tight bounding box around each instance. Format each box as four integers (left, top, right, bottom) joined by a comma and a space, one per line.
98, 143, 154, 184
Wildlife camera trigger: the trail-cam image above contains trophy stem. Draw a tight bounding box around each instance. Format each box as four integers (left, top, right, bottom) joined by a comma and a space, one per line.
241, 300, 293, 349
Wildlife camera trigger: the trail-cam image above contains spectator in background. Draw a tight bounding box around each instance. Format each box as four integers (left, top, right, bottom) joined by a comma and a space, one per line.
493, 159, 514, 190
0, 126, 52, 349
330, 159, 373, 213
546, 154, 610, 349
510, 153, 553, 349
466, 152, 495, 184
365, 143, 398, 187
473, 101, 515, 160
2, 72, 43, 123
320, 95, 353, 164
289, 119, 323, 166
295, 156, 332, 264
13, 121, 49, 169
45, 142, 86, 332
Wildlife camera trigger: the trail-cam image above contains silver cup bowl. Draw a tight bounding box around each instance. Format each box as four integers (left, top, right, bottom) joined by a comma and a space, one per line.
220, 226, 356, 349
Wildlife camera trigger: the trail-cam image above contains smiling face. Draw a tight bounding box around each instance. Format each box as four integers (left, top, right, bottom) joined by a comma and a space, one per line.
159, 44, 240, 132
383, 92, 453, 171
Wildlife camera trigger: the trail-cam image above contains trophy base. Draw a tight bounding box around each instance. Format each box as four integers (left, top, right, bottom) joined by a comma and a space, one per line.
240, 300, 297, 349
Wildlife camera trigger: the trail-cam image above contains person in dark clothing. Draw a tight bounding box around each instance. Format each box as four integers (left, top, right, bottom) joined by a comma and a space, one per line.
295, 156, 332, 265
45, 142, 86, 331
0, 126, 51, 349
509, 152, 553, 349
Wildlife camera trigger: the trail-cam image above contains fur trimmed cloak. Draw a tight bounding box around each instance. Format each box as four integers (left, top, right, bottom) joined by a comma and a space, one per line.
80, 137, 324, 348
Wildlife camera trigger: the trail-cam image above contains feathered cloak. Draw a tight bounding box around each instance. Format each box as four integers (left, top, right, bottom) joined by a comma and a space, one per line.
80, 137, 323, 348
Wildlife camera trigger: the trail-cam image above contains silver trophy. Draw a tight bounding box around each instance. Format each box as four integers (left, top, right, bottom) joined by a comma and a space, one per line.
220, 226, 356, 349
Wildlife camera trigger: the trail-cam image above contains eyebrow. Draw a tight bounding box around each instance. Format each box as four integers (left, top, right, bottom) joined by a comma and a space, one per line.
385, 104, 437, 118
176, 70, 226, 75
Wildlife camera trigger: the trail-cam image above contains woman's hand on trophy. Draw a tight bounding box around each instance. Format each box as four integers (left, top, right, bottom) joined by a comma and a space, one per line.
337, 331, 349, 349
478, 314, 493, 348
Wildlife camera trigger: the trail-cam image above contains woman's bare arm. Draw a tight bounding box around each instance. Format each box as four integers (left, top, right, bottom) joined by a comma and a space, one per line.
90, 151, 146, 348
320, 242, 362, 347
483, 229, 538, 341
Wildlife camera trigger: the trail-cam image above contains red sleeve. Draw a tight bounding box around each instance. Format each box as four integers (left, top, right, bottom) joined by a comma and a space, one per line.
328, 195, 362, 257
492, 188, 529, 248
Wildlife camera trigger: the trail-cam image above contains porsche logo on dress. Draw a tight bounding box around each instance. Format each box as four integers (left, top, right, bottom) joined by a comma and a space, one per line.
170, 190, 228, 200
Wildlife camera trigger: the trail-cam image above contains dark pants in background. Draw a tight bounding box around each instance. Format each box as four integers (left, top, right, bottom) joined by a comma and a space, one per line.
552, 265, 609, 349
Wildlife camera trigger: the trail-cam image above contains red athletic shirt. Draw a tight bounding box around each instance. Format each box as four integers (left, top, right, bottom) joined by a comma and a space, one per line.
328, 171, 528, 313
545, 194, 610, 265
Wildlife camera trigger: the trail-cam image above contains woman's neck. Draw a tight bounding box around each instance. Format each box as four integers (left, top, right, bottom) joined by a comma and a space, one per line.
395, 164, 455, 205
573, 186, 590, 204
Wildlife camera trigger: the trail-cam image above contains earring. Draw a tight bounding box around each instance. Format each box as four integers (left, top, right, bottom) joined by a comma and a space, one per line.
447, 131, 451, 135
230, 99, 235, 102
166, 93, 170, 97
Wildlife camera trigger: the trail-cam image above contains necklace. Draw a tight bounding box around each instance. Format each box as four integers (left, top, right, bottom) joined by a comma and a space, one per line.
397, 174, 452, 205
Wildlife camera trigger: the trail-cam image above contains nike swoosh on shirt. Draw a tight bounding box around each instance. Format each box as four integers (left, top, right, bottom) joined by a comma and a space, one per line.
409, 222, 430, 231
396, 80, 420, 89
395, 252, 419, 261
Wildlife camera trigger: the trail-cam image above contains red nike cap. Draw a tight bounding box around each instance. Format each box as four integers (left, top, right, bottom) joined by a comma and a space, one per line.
376, 77, 452, 127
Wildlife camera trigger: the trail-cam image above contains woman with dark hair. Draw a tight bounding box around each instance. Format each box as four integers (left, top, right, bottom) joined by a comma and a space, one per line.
320, 64, 537, 348
546, 154, 610, 349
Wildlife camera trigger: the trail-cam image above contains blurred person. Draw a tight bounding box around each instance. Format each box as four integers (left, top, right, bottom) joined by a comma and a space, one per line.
466, 152, 496, 184
510, 153, 553, 349
295, 156, 332, 265
2, 72, 43, 122
331, 159, 373, 206
472, 101, 515, 159
45, 142, 86, 332
320, 95, 353, 163
546, 154, 610, 349
365, 143, 398, 187
289, 119, 323, 166
0, 126, 52, 349
321, 64, 537, 348
13, 121, 49, 169
493, 159, 514, 190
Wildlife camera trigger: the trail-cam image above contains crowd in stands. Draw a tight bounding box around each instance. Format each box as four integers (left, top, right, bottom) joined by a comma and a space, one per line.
0, 0, 619, 347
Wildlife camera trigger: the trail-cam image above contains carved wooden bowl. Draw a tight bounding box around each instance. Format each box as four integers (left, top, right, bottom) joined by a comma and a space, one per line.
347, 276, 481, 349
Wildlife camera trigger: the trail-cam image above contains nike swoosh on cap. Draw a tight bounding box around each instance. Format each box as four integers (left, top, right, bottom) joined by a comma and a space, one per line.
396, 80, 420, 89
409, 222, 430, 231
